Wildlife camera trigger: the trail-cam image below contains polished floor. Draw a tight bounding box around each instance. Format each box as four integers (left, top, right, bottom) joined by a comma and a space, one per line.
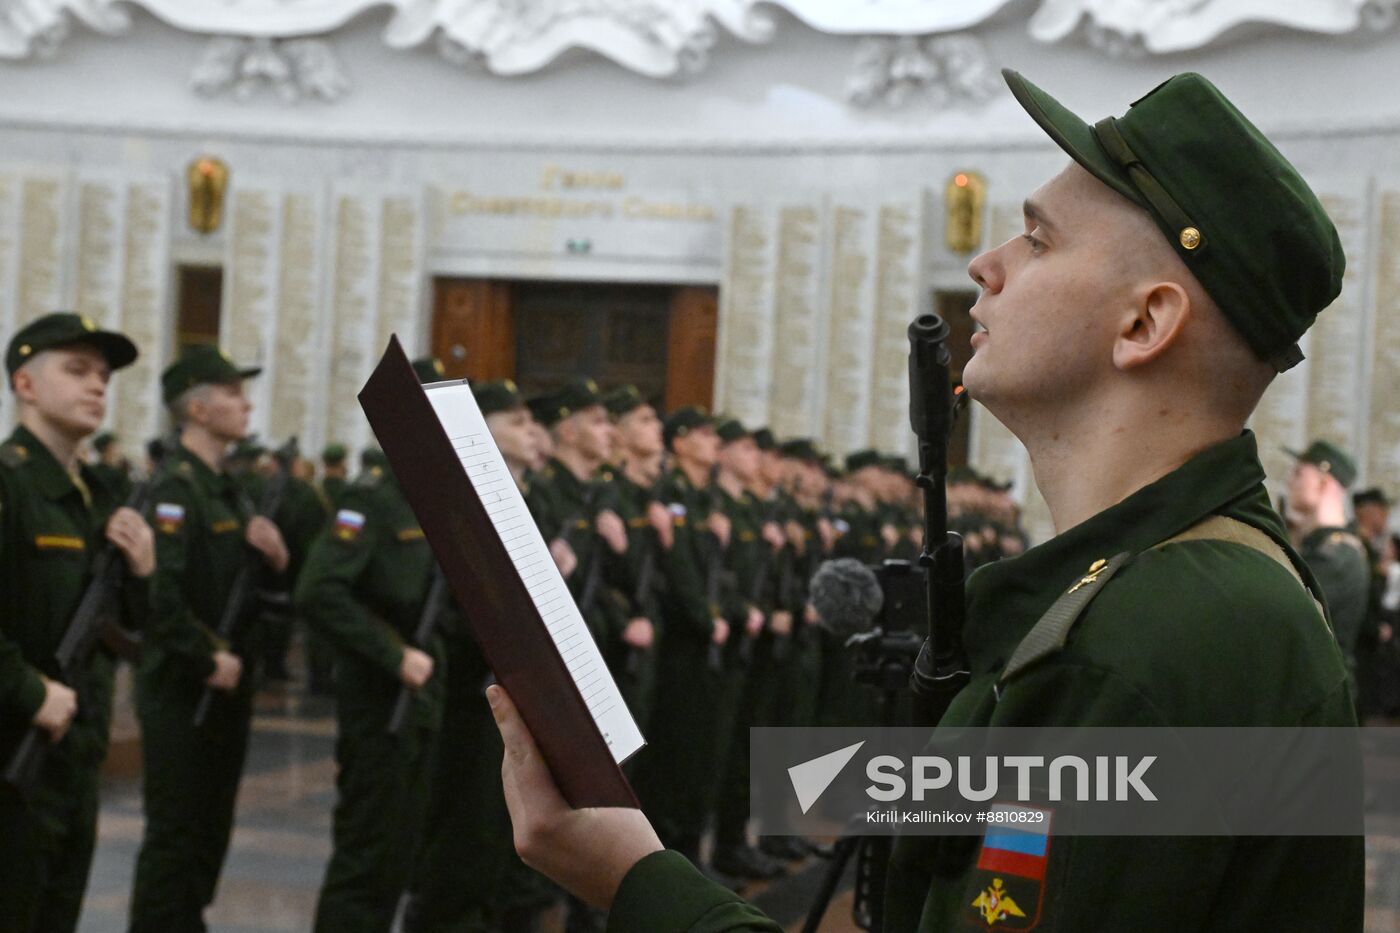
77, 674, 1400, 932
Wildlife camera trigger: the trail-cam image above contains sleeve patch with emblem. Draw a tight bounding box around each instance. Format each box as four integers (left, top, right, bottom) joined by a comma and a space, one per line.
966, 805, 1051, 930
334, 509, 367, 541
155, 503, 185, 534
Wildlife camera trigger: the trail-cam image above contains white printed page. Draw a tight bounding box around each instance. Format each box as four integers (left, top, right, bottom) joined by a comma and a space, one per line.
424, 380, 645, 763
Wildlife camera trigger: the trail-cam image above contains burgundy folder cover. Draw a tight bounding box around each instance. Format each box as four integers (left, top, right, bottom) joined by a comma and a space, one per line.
358, 335, 638, 809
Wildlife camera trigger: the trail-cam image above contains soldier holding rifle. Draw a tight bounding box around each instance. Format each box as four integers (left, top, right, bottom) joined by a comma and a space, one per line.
0, 313, 154, 933
128, 346, 289, 933
485, 67, 1364, 933
292, 356, 448, 933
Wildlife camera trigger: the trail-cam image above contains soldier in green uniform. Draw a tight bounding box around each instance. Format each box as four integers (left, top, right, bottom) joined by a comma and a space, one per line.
601, 385, 665, 731
1285, 440, 1372, 702
708, 418, 784, 880
839, 449, 898, 561
407, 378, 556, 933
321, 443, 350, 509
90, 429, 133, 500
0, 313, 154, 933
486, 67, 1365, 933
256, 441, 329, 683
632, 406, 734, 867
129, 346, 291, 933
295, 359, 447, 933
525, 380, 631, 652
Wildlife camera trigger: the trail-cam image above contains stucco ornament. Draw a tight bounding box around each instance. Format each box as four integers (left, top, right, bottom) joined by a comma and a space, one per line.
190, 35, 349, 101
2, 0, 1397, 89
847, 33, 1001, 109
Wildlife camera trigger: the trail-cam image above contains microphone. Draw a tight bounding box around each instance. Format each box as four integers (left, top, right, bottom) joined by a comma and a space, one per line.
809, 558, 884, 641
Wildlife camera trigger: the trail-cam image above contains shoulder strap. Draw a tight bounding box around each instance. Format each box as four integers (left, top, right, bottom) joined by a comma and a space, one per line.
1155, 514, 1328, 631
998, 551, 1133, 688
998, 514, 1327, 690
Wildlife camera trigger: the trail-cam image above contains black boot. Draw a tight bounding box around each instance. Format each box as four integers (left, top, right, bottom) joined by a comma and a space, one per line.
711, 843, 787, 880
759, 835, 810, 861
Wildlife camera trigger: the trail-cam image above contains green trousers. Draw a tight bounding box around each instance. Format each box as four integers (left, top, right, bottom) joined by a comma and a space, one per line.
407, 637, 555, 932
128, 675, 252, 933
0, 749, 100, 933
314, 718, 438, 932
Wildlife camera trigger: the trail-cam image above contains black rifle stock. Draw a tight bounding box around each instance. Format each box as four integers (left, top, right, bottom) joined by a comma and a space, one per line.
387, 568, 448, 735
905, 314, 971, 728
3, 433, 178, 796
192, 438, 297, 727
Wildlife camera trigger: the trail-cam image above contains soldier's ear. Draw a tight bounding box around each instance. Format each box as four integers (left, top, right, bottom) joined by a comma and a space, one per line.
1112, 280, 1190, 372
11, 361, 40, 404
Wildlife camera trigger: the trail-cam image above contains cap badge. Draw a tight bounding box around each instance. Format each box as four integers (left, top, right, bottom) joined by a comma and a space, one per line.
81, 316, 96, 332
18, 344, 31, 357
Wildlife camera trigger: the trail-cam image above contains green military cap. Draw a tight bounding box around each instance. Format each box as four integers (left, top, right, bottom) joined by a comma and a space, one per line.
321, 443, 348, 465
948, 465, 980, 485
663, 405, 712, 448
752, 427, 775, 451
412, 356, 447, 384
475, 379, 524, 417
361, 447, 389, 469
160, 345, 261, 404
93, 431, 118, 453
6, 311, 138, 378
882, 455, 910, 475
604, 384, 646, 418
778, 438, 820, 463
535, 378, 604, 428
228, 436, 266, 462
1352, 487, 1391, 509
1285, 440, 1358, 488
1003, 69, 1343, 373
525, 393, 553, 425
846, 449, 883, 472
715, 417, 748, 444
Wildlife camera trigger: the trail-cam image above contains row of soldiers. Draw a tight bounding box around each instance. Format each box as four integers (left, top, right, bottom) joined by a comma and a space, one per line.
0, 311, 1028, 933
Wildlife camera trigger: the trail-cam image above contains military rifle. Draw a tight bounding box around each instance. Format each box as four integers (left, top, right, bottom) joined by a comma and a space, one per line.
192, 437, 298, 727
905, 314, 971, 728
387, 567, 448, 735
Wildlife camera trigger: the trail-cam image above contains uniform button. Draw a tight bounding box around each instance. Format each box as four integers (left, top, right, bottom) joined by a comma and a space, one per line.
1179, 226, 1202, 250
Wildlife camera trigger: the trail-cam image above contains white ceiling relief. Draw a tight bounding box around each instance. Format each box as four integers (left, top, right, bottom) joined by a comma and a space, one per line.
1, 0, 1397, 106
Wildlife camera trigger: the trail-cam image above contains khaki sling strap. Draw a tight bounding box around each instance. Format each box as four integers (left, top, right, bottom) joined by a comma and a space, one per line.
997, 514, 1328, 691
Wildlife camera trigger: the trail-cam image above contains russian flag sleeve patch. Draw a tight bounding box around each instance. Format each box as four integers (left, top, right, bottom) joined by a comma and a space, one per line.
965, 805, 1052, 930
334, 509, 367, 542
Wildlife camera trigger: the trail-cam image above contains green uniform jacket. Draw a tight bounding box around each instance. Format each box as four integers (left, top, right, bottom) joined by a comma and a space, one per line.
294, 467, 445, 730
0, 426, 148, 771
604, 431, 1363, 933
140, 445, 253, 687
527, 458, 629, 650
1299, 525, 1371, 679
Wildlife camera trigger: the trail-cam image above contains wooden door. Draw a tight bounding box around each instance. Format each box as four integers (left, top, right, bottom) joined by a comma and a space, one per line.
665, 286, 718, 413
430, 278, 515, 381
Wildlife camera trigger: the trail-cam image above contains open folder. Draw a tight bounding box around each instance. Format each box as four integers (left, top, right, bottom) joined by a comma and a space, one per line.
358, 336, 643, 809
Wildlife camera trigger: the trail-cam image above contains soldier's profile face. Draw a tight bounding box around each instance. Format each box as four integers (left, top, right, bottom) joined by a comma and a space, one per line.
719, 436, 759, 481
15, 345, 110, 437
486, 407, 538, 470
962, 162, 1151, 421
617, 405, 662, 457
199, 381, 252, 442
1286, 461, 1329, 511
